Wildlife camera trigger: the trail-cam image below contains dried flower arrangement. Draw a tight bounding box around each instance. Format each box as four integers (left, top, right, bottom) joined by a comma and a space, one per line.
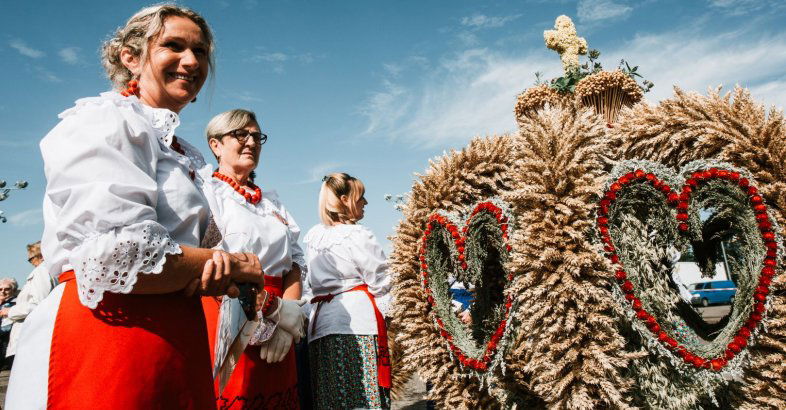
517, 15, 653, 124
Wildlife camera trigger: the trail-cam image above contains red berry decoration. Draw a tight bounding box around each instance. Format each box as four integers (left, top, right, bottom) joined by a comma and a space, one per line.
596, 167, 777, 373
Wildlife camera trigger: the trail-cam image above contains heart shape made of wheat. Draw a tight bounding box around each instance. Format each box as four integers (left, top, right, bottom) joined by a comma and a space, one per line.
418, 200, 515, 373
597, 162, 777, 373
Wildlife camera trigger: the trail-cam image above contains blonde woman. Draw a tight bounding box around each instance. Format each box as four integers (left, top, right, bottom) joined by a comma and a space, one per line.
305, 173, 391, 409
5, 5, 263, 409
200, 109, 306, 409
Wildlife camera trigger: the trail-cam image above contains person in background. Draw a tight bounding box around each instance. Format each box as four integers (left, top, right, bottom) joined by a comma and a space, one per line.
200, 108, 306, 409
305, 173, 391, 410
0, 278, 19, 369
4, 242, 57, 368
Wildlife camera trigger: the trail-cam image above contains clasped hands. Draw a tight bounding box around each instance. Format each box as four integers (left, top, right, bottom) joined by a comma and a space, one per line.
183, 250, 263, 298
183, 250, 306, 364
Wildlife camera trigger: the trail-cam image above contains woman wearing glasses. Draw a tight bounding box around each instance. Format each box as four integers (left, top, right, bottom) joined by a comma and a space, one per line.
200, 109, 306, 409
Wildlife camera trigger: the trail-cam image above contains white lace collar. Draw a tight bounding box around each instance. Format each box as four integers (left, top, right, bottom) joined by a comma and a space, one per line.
60, 91, 182, 148
304, 223, 367, 251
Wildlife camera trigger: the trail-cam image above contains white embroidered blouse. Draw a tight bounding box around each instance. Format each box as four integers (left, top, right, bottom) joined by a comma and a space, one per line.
199, 168, 305, 280
304, 223, 391, 342
39, 92, 209, 309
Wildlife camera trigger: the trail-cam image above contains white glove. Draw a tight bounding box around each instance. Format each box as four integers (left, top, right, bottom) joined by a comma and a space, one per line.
269, 298, 307, 343
258, 327, 293, 363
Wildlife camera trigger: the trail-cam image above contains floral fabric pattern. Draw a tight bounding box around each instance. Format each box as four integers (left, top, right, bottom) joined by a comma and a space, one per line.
309, 334, 390, 409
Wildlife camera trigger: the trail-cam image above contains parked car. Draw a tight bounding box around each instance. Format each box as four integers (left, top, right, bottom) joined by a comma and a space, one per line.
689, 280, 737, 307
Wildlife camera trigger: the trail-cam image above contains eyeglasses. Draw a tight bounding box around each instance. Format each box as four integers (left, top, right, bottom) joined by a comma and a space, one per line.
225, 129, 267, 146
0, 288, 11, 292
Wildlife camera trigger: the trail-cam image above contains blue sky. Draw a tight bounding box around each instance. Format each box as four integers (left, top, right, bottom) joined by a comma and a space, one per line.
1, 0, 785, 281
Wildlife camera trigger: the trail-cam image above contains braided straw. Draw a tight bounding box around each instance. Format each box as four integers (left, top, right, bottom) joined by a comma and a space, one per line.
576, 71, 643, 124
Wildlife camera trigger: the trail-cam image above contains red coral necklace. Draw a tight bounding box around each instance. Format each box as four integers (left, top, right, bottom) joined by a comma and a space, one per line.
213, 171, 262, 205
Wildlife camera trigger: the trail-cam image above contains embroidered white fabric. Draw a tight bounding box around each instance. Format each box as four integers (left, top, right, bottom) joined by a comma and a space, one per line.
71, 221, 182, 308
304, 224, 391, 342
200, 168, 305, 279
39, 91, 209, 308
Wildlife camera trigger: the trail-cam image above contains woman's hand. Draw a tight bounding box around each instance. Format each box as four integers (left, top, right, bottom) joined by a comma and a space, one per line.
269, 298, 307, 343
228, 252, 265, 285
183, 251, 240, 297
258, 327, 294, 363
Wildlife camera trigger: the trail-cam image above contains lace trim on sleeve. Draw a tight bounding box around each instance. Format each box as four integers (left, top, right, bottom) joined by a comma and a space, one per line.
70, 220, 182, 309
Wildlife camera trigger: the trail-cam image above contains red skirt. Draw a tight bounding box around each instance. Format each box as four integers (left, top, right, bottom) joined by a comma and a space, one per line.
49, 271, 216, 409
202, 276, 299, 410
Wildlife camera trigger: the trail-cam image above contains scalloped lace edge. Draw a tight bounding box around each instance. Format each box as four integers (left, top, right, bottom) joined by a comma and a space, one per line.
73, 223, 182, 309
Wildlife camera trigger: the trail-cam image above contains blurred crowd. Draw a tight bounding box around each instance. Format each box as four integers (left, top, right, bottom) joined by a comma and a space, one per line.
0, 242, 56, 372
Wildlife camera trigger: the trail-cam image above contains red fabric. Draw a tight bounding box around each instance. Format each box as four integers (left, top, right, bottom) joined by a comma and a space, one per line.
49, 271, 216, 409
203, 274, 299, 410
311, 284, 391, 389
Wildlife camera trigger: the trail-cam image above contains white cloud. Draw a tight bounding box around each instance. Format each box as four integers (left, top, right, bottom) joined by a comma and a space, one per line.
58, 47, 80, 64
457, 31, 480, 46
383, 63, 403, 77
254, 52, 288, 63
360, 48, 555, 147
9, 208, 43, 227
249, 51, 315, 73
707, 0, 784, 16
222, 90, 264, 103
360, 79, 413, 136
358, 23, 786, 148
578, 0, 633, 22
35, 66, 61, 83
603, 29, 786, 110
748, 77, 786, 111
460, 14, 520, 29
301, 162, 344, 184
9, 39, 44, 58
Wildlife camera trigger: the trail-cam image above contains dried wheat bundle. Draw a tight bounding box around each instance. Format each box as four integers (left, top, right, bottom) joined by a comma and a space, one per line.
389, 134, 535, 408
502, 104, 638, 409
514, 84, 570, 126
575, 70, 644, 124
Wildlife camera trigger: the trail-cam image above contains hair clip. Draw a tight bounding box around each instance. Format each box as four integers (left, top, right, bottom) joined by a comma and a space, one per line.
322, 175, 330, 182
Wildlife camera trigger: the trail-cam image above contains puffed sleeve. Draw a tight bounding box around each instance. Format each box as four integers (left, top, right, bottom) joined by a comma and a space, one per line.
41, 101, 181, 309
348, 226, 391, 316
282, 203, 306, 272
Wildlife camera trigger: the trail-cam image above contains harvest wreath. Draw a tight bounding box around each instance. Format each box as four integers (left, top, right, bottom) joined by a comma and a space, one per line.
418, 200, 515, 374
598, 164, 776, 371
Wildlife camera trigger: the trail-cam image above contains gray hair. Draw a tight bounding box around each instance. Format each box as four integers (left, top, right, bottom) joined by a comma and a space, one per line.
205, 109, 259, 159
0, 278, 18, 292
101, 4, 215, 89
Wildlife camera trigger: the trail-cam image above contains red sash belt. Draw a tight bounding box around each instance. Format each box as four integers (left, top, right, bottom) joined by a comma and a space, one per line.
58, 269, 75, 283
263, 275, 283, 298
311, 285, 391, 389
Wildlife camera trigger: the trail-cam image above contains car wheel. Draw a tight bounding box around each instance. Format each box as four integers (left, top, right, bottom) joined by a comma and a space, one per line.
701, 298, 709, 307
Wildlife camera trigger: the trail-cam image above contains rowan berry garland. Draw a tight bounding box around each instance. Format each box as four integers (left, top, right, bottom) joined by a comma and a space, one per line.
419, 200, 515, 374
595, 158, 782, 408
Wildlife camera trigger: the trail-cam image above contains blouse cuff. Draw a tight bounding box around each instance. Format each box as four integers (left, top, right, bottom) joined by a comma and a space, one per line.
70, 220, 182, 309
